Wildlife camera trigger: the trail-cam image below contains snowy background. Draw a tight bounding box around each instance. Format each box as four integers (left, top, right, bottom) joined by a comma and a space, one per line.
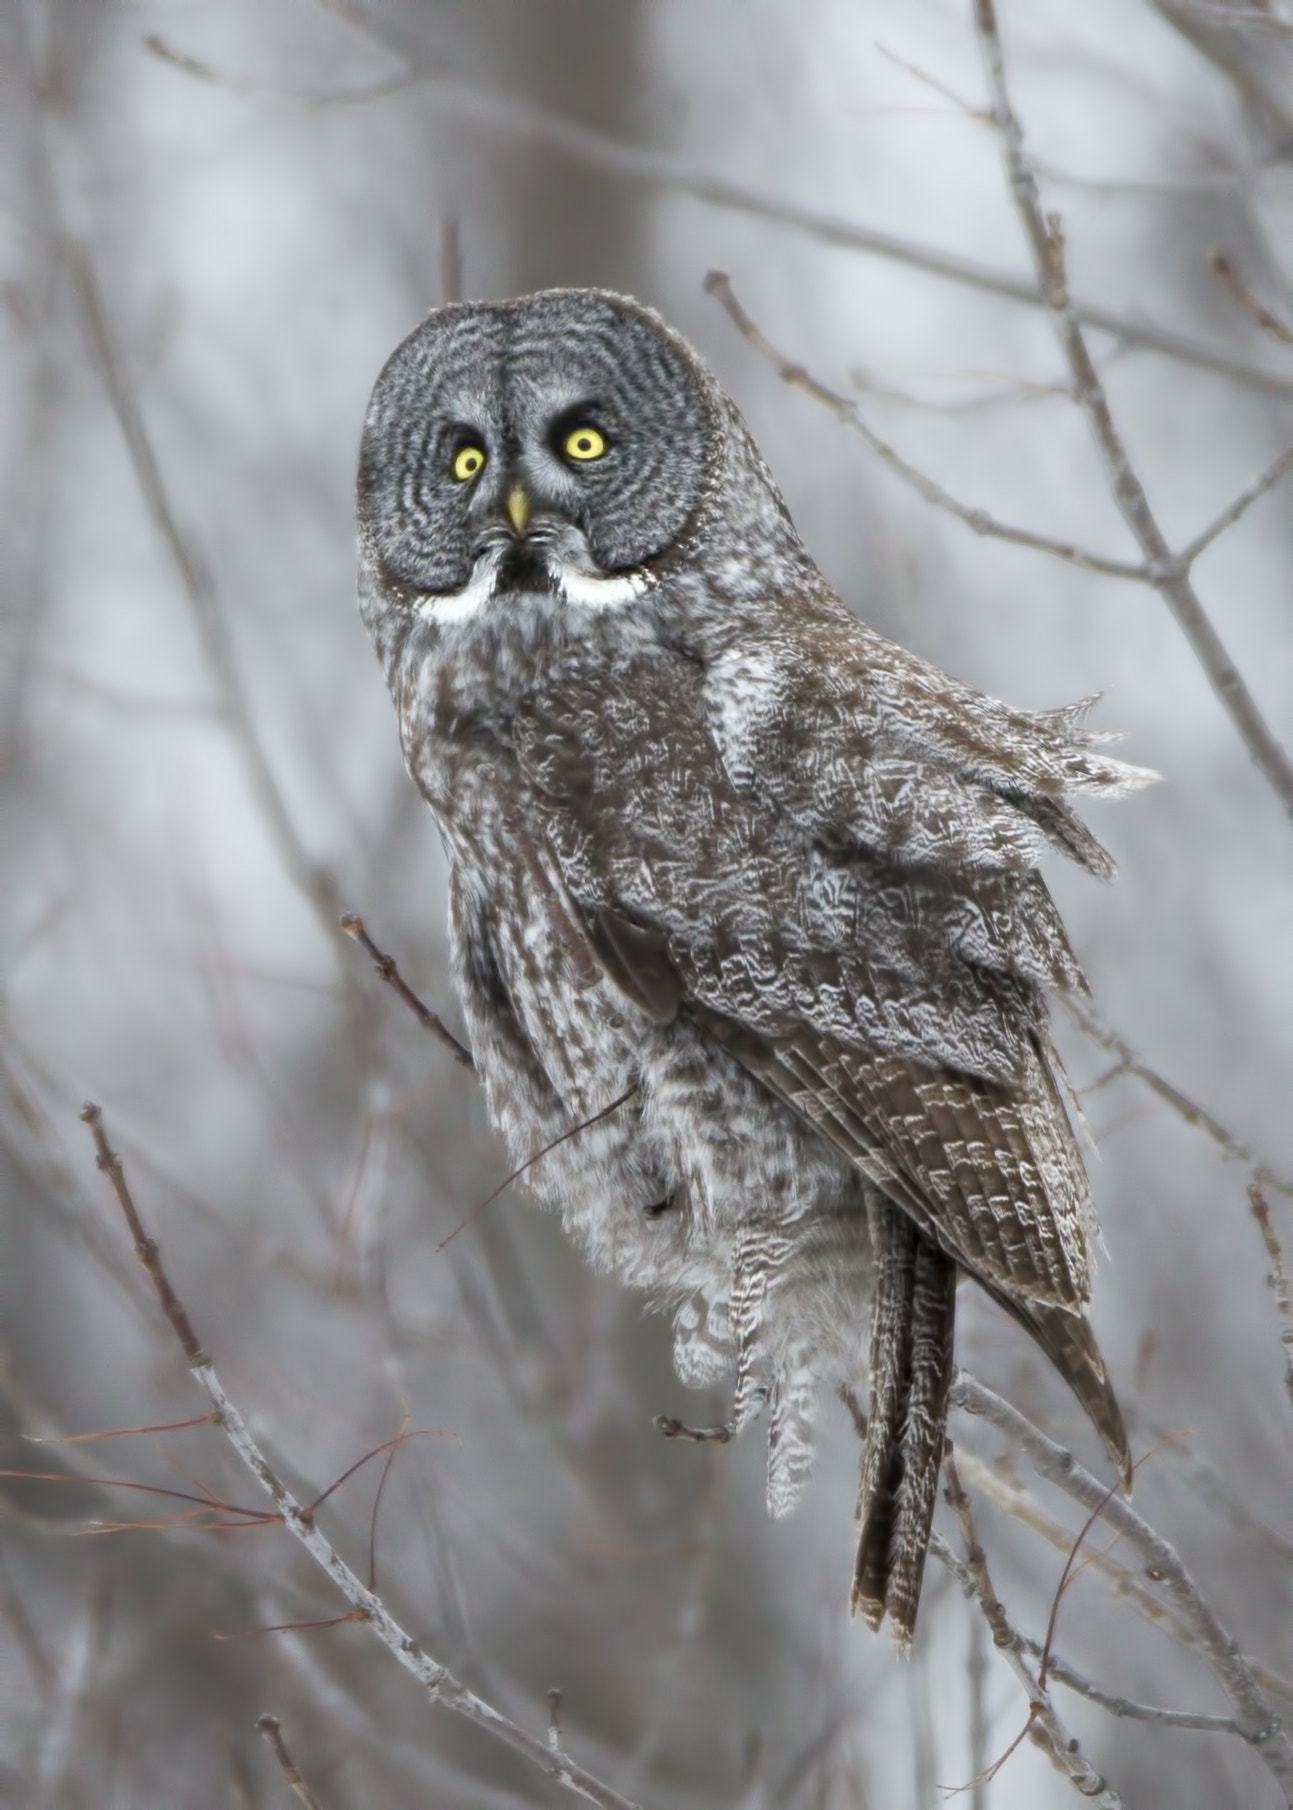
2, 2, 1292, 1805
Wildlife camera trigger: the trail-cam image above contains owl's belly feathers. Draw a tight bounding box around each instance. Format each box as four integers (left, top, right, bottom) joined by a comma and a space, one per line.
441, 766, 872, 1517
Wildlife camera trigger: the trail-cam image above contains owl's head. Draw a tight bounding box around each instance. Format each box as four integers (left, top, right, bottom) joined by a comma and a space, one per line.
358, 289, 721, 623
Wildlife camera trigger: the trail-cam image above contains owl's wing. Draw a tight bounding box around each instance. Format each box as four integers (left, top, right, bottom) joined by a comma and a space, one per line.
707, 606, 1157, 882
515, 644, 1094, 1317
515, 641, 1130, 1479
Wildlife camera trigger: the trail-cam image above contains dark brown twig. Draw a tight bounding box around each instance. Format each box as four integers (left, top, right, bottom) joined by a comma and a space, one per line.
340, 915, 474, 1068
436, 1085, 637, 1251
80, 1105, 206, 1365
256, 1715, 325, 1810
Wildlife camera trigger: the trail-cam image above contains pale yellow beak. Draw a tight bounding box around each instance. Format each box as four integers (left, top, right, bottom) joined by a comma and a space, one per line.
506, 486, 531, 536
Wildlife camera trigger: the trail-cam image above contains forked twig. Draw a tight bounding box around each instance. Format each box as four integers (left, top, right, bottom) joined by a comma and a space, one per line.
950, 1370, 1293, 1800
79, 1104, 643, 1810
932, 1463, 1124, 1806
705, 271, 1147, 582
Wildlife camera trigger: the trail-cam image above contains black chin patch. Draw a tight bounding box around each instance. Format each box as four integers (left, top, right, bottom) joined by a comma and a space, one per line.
497, 543, 557, 592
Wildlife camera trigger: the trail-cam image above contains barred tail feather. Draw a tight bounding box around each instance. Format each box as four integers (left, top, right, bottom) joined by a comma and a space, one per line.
852, 1196, 957, 1654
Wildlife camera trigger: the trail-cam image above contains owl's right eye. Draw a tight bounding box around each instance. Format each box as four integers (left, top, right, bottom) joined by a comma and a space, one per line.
451, 444, 487, 483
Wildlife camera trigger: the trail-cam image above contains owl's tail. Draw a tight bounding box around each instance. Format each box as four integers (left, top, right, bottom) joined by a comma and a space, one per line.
851, 1195, 957, 1656
852, 1204, 1134, 1657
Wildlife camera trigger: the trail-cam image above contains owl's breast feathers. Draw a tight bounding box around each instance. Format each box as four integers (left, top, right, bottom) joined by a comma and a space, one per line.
509, 624, 1145, 1480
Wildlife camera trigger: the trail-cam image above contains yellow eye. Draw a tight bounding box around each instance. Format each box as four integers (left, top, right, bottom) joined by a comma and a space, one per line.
452, 444, 486, 482
563, 425, 607, 462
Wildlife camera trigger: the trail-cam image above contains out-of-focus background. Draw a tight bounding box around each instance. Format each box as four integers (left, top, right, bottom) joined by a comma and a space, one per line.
2, 3, 1291, 1805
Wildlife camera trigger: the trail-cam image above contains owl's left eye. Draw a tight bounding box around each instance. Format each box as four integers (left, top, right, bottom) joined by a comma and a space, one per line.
451, 444, 487, 482
561, 424, 607, 462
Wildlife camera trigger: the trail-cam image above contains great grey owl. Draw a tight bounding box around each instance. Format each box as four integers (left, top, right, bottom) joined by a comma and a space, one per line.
356, 288, 1150, 1651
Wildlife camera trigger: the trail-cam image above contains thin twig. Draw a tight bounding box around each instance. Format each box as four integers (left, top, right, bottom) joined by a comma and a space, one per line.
80, 1106, 206, 1365
1249, 1182, 1293, 1415
974, 0, 1293, 818
705, 271, 1147, 581
950, 1443, 1293, 1705
66, 247, 344, 939
930, 1506, 1125, 1806
256, 1715, 325, 1810
1065, 996, 1293, 1199
80, 1105, 644, 1810
436, 1085, 636, 1252
951, 1370, 1293, 1802
151, 15, 1293, 402
340, 914, 474, 1068
1178, 443, 1293, 565
1015, 1643, 1241, 1735
1211, 252, 1293, 347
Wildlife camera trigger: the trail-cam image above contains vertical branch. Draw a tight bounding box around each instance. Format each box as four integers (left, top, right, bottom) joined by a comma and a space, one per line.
1249, 1183, 1293, 1417
67, 248, 343, 939
973, 0, 1293, 820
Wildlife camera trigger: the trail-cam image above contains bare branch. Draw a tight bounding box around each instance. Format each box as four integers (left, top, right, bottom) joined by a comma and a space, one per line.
974, 0, 1293, 819
705, 271, 1148, 581
933, 1464, 1127, 1808
256, 1715, 325, 1810
950, 1369, 1293, 1801
146, 14, 1293, 402
1211, 252, 1293, 349
1249, 1183, 1293, 1415
80, 1106, 645, 1810
1065, 997, 1293, 1199
66, 246, 344, 939
340, 914, 474, 1068
1016, 1643, 1241, 1734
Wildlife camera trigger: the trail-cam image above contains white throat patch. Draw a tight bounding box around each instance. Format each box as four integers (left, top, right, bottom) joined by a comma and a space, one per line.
554, 567, 652, 610
415, 553, 653, 622
415, 558, 499, 624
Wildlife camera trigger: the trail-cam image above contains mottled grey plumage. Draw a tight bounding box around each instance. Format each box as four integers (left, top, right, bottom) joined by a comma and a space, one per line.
357, 289, 1152, 1651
